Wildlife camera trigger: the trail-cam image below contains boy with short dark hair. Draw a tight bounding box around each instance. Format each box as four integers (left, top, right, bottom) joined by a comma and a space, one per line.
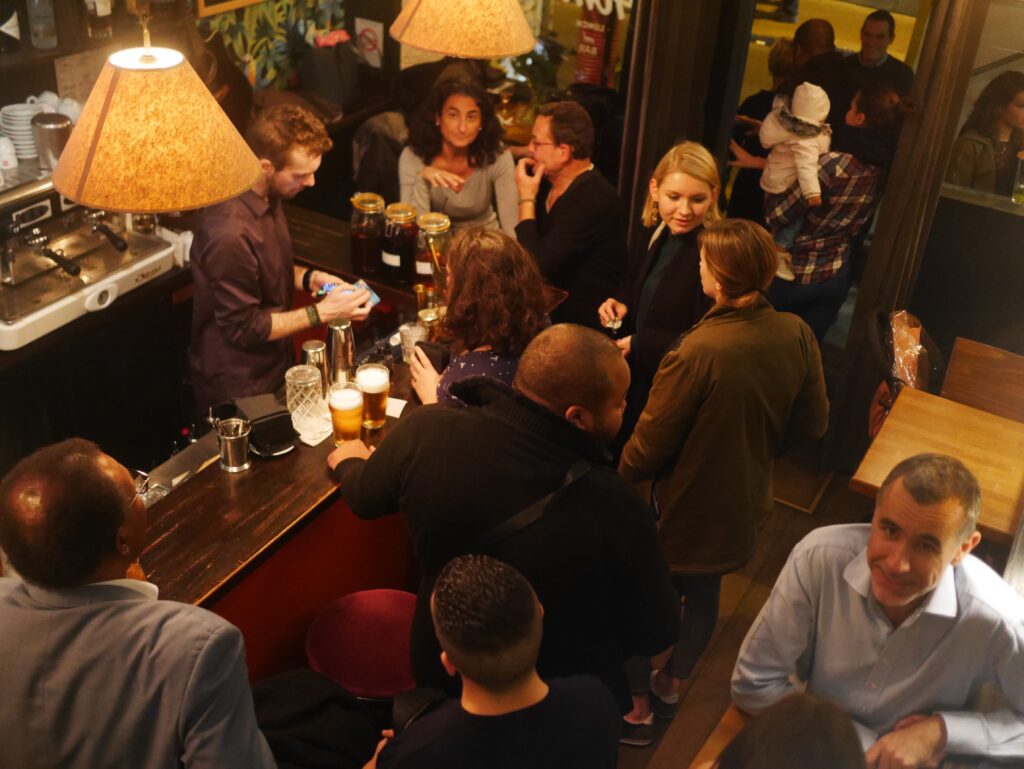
366, 555, 620, 769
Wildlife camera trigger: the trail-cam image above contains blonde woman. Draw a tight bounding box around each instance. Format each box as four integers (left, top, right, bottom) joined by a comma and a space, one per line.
596, 141, 722, 450
619, 219, 828, 734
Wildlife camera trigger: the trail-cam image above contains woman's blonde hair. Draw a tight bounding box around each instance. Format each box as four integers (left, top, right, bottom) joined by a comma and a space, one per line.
642, 141, 723, 227
698, 219, 777, 307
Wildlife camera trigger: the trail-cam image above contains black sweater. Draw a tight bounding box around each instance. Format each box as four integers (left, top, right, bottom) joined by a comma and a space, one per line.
615, 226, 711, 387
515, 169, 628, 329
333, 378, 679, 712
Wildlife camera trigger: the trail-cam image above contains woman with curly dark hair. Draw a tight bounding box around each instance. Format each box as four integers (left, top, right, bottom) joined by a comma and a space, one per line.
399, 79, 519, 235
947, 70, 1024, 195
409, 228, 547, 405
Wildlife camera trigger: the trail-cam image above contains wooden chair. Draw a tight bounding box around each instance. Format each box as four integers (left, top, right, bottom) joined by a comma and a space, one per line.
941, 337, 1024, 423
941, 338, 1024, 596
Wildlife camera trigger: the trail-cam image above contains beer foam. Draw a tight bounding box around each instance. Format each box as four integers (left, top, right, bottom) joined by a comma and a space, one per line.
356, 367, 389, 393
330, 387, 362, 410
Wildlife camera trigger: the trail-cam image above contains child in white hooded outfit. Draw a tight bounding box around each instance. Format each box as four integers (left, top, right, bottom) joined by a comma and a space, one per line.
759, 82, 831, 280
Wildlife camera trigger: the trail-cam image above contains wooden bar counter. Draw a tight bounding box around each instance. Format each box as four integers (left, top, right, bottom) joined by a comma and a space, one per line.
140, 363, 418, 681
141, 203, 422, 680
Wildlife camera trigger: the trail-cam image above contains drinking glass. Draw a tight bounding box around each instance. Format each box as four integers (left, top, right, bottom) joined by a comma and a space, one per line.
355, 363, 390, 429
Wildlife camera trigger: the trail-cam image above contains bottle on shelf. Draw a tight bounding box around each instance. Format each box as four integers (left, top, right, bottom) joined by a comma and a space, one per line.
28, 0, 58, 49
84, 0, 112, 39
0, 1, 23, 53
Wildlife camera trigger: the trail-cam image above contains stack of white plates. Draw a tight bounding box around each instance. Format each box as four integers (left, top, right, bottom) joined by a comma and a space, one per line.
0, 103, 45, 160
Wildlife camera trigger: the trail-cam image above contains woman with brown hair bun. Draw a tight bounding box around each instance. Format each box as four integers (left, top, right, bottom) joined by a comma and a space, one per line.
410, 228, 548, 405
618, 219, 828, 736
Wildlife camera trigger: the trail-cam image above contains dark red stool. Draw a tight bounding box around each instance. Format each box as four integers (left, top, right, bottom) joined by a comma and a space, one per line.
306, 589, 417, 700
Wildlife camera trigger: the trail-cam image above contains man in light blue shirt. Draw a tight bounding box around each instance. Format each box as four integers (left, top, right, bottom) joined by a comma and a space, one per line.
732, 453, 1024, 768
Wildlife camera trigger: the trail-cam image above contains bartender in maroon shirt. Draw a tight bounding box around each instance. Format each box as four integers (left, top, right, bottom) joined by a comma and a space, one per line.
189, 105, 371, 411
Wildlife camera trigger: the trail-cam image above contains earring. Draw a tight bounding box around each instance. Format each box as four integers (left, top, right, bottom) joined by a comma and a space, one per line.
652, 200, 660, 221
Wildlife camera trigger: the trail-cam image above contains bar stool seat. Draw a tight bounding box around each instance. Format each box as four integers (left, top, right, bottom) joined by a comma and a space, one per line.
306, 589, 417, 700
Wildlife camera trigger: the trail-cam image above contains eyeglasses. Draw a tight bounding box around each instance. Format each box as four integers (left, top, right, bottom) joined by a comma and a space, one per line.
528, 138, 557, 148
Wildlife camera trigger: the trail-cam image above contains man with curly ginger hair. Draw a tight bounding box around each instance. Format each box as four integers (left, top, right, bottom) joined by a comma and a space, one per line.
327, 324, 679, 725
189, 104, 372, 411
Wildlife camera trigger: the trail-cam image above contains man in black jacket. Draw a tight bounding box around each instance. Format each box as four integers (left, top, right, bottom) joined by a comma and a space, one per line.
327, 325, 678, 720
844, 9, 914, 97
513, 102, 628, 329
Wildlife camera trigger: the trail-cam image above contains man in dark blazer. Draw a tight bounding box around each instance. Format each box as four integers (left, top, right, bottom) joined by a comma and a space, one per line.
514, 102, 628, 329
0, 439, 275, 769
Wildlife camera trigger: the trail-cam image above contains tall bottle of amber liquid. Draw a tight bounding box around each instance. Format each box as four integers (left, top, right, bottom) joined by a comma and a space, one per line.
350, 192, 385, 276
414, 213, 451, 292
382, 203, 417, 285
84, 0, 112, 38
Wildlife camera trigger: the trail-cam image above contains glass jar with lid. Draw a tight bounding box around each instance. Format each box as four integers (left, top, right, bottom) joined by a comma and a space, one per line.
382, 203, 418, 285
414, 213, 452, 292
350, 192, 385, 276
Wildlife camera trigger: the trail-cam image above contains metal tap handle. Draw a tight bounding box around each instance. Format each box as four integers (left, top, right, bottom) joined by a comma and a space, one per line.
41, 247, 81, 277
93, 222, 128, 252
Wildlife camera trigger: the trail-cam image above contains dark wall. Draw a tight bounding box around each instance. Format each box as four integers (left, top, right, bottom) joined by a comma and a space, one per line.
909, 191, 1024, 358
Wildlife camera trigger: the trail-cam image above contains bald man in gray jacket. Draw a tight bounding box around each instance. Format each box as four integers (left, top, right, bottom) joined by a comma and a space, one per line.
0, 438, 275, 769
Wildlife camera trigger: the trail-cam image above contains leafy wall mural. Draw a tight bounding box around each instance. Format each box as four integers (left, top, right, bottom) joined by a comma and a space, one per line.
198, 0, 344, 89
196, 0, 542, 90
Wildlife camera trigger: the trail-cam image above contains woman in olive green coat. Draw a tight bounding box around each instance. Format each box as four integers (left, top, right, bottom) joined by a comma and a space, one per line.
619, 219, 828, 729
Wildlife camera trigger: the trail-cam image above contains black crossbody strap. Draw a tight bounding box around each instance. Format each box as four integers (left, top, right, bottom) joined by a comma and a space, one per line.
472, 459, 592, 552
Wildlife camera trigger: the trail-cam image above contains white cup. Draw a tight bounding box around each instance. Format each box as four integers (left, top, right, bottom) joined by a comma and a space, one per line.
0, 137, 17, 170
57, 98, 81, 123
28, 91, 60, 108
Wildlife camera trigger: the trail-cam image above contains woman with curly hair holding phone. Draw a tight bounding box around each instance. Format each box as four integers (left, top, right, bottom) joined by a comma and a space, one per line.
410, 228, 548, 405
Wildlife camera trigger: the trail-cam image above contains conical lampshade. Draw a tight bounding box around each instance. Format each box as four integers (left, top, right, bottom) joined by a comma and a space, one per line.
390, 0, 536, 59
52, 47, 261, 214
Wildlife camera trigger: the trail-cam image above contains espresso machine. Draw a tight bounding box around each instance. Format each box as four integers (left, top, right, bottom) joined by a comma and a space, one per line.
0, 160, 175, 350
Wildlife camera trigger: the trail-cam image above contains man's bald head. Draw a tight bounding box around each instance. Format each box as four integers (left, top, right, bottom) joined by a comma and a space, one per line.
794, 19, 836, 64
514, 324, 629, 442
0, 439, 132, 588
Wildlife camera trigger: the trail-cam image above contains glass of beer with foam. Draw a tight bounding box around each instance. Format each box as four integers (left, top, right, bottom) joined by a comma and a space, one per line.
355, 363, 390, 429
329, 382, 364, 444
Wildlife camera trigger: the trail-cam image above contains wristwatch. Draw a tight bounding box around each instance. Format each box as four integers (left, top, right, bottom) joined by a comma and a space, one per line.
306, 303, 322, 327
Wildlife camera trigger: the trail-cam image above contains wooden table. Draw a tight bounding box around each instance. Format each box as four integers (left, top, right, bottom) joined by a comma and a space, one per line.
851, 387, 1024, 542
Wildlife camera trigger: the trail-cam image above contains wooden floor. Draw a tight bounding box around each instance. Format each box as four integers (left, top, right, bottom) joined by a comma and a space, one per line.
617, 471, 875, 769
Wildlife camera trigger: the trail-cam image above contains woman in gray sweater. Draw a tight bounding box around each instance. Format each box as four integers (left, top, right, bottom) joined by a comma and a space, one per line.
399, 79, 518, 235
